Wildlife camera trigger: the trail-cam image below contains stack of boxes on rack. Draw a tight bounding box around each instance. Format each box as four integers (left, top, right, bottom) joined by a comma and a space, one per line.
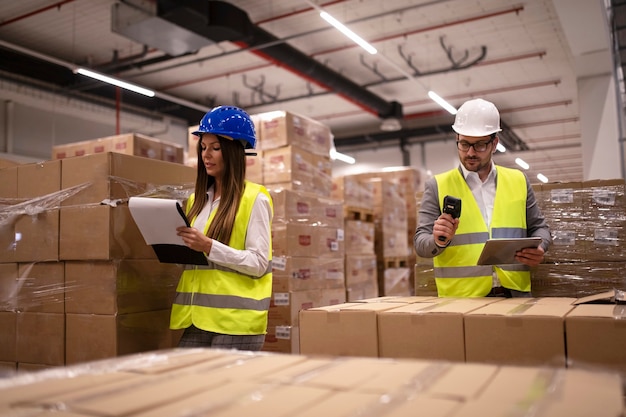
332, 176, 378, 301
0, 148, 195, 371
334, 168, 422, 297
532, 179, 626, 297
252, 111, 346, 354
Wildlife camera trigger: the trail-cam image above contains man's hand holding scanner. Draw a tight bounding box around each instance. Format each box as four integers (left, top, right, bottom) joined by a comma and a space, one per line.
434, 213, 459, 246
177, 226, 213, 254
435, 195, 461, 246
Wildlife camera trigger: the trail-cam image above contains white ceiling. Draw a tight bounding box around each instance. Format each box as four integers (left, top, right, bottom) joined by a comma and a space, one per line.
0, 0, 617, 183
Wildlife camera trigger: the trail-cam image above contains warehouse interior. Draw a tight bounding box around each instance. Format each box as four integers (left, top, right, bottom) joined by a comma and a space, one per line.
1, 1, 626, 415
0, 0, 624, 182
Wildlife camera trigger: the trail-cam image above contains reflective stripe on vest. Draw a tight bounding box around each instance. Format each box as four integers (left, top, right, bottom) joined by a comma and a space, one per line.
170, 181, 273, 335
433, 167, 530, 297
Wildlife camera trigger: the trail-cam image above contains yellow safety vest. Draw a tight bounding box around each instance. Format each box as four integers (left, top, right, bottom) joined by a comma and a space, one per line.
434, 166, 530, 297
170, 181, 273, 335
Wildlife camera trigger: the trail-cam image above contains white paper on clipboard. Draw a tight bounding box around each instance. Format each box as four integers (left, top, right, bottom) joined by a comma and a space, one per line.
128, 197, 188, 246
476, 237, 542, 265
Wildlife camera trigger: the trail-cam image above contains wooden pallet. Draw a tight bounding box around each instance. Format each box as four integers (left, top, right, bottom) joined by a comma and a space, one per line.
343, 206, 374, 222
381, 256, 411, 269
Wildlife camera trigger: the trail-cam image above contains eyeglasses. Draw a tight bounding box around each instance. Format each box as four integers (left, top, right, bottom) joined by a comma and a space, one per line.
456, 138, 494, 152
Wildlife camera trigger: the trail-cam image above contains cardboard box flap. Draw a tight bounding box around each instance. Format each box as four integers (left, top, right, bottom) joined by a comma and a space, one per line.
573, 289, 622, 305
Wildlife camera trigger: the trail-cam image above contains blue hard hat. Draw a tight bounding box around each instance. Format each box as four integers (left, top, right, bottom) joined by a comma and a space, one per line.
192, 106, 256, 149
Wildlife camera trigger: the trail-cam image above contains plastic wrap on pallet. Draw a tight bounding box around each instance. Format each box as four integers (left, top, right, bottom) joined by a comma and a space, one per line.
532, 262, 626, 298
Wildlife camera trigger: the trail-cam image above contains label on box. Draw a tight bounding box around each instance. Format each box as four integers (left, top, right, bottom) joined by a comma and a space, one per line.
272, 256, 287, 271
275, 326, 291, 340
336, 228, 344, 241
592, 190, 616, 206
550, 189, 574, 204
594, 229, 619, 246
553, 230, 576, 246
273, 292, 290, 306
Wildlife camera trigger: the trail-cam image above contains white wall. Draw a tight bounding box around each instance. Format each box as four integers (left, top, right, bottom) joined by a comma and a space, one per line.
331, 139, 460, 181
0, 80, 189, 162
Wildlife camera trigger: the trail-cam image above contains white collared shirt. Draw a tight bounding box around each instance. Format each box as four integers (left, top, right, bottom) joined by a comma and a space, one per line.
459, 161, 500, 287
192, 185, 272, 278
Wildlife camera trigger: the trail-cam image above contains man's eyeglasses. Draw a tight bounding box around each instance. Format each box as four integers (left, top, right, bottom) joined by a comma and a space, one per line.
456, 138, 494, 152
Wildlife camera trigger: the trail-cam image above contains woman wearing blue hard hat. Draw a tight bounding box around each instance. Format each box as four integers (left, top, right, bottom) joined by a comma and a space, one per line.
172, 105, 273, 351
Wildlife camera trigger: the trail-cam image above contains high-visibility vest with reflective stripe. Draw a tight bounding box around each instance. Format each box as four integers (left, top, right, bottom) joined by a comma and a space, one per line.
170, 181, 273, 335
433, 166, 530, 297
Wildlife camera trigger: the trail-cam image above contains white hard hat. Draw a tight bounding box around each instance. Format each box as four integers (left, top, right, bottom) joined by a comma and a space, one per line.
452, 98, 502, 137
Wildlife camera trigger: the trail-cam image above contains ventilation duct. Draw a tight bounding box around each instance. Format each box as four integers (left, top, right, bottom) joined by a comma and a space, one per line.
153, 0, 402, 120
111, 1, 215, 56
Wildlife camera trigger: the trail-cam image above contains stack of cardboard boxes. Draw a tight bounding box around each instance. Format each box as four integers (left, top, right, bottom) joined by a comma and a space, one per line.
0, 347, 621, 417
299, 292, 626, 379
532, 179, 626, 297
332, 175, 378, 301
250, 110, 347, 354
52, 133, 185, 164
0, 153, 195, 370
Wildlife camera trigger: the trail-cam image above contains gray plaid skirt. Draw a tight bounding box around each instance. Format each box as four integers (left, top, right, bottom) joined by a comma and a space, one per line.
178, 325, 265, 351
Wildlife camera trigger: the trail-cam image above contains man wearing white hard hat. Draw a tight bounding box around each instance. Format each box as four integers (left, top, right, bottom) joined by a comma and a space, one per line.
414, 98, 552, 298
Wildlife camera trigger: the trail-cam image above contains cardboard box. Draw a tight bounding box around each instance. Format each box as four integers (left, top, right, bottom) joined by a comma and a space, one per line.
16, 312, 65, 366
565, 303, 626, 374
245, 152, 263, 183
59, 205, 156, 260
0, 263, 19, 312
16, 262, 65, 314
60, 152, 195, 207
299, 302, 400, 357
344, 220, 375, 255
110, 133, 162, 160
64, 260, 182, 314
345, 254, 377, 286
262, 145, 314, 185
346, 280, 379, 302
257, 110, 332, 156
464, 298, 576, 367
0, 311, 17, 362
8, 160, 62, 262
269, 287, 345, 327
272, 256, 344, 292
65, 309, 176, 365
272, 223, 344, 258
378, 298, 496, 362
453, 366, 624, 417
0, 165, 17, 198
262, 325, 300, 355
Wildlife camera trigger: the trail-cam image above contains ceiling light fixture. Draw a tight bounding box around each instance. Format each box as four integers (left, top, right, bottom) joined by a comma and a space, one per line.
75, 68, 155, 97
515, 157, 529, 170
537, 173, 549, 183
319, 11, 377, 55
380, 117, 402, 131
496, 143, 506, 153
427, 91, 457, 115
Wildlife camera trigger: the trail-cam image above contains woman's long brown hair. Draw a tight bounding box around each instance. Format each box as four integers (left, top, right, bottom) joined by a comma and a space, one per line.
187, 135, 246, 245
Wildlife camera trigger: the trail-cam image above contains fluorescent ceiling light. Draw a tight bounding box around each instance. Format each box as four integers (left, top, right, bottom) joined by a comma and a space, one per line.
496, 143, 506, 153
427, 91, 457, 114
380, 117, 402, 131
537, 173, 549, 183
319, 11, 377, 55
515, 157, 529, 170
75, 68, 155, 97
330, 148, 356, 164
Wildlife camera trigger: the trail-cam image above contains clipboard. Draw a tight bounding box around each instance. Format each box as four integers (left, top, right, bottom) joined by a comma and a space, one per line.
476, 237, 542, 265
128, 197, 208, 265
